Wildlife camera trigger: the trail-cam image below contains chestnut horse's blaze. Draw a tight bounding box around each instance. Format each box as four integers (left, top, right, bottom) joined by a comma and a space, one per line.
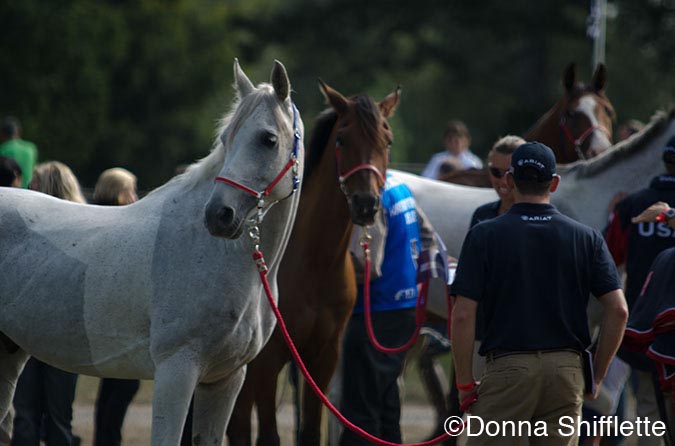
227, 82, 401, 446
525, 63, 616, 164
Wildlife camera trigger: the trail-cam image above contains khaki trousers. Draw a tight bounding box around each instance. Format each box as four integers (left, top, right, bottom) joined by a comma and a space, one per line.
465, 351, 584, 446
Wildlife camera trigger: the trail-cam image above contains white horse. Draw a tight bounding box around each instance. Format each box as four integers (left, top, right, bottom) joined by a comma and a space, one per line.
0, 60, 304, 446
392, 107, 675, 318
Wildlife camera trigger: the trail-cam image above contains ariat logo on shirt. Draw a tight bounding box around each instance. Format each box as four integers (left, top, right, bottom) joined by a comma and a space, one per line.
521, 215, 552, 222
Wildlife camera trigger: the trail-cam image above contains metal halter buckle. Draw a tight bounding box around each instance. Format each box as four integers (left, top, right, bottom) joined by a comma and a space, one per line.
359, 227, 372, 258
248, 225, 261, 251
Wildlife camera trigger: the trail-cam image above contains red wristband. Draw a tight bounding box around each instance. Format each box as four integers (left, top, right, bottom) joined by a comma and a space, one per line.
456, 380, 476, 391
656, 208, 675, 222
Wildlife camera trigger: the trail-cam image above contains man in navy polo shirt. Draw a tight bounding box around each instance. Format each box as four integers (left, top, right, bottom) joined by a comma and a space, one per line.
451, 142, 628, 446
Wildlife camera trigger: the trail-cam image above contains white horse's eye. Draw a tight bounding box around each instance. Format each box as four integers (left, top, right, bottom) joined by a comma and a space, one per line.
260, 131, 278, 148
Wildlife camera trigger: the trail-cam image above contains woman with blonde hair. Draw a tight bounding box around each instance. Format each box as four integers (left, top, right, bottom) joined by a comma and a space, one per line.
13, 161, 84, 446
29, 161, 86, 204
93, 168, 138, 206
92, 167, 140, 446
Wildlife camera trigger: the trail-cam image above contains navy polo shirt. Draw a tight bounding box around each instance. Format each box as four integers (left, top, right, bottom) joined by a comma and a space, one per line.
615, 174, 675, 306
468, 199, 501, 341
453, 202, 622, 355
470, 200, 501, 228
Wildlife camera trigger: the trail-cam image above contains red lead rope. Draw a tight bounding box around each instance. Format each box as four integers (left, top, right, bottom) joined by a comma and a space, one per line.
362, 240, 429, 354
252, 249, 456, 446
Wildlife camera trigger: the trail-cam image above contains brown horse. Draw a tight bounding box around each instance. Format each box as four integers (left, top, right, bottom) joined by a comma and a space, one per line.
227, 81, 400, 446
439, 168, 491, 187
524, 63, 616, 163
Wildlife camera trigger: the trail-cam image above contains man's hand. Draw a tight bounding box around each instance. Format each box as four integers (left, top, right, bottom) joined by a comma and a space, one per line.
631, 202, 669, 224
585, 379, 603, 401
459, 388, 478, 412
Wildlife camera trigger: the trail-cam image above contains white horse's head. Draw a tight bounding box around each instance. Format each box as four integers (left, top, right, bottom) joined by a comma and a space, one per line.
204, 60, 303, 239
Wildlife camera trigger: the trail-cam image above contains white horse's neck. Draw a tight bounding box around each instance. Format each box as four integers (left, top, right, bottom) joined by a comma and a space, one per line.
555, 111, 675, 230
143, 172, 301, 277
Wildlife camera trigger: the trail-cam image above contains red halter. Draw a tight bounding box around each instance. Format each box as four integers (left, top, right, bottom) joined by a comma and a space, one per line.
335, 144, 386, 192
559, 115, 611, 160
214, 103, 301, 223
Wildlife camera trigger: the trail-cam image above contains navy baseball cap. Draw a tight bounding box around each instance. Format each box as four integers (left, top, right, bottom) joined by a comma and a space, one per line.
664, 135, 675, 164
510, 142, 557, 182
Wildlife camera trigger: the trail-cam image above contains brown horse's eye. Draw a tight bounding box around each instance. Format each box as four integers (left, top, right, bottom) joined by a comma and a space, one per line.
260, 131, 278, 148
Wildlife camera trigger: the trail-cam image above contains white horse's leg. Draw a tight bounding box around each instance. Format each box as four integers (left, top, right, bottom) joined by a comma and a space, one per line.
0, 341, 29, 446
151, 354, 200, 446
191, 367, 246, 446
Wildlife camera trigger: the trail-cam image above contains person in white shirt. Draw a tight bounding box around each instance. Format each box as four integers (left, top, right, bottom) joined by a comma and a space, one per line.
421, 120, 483, 179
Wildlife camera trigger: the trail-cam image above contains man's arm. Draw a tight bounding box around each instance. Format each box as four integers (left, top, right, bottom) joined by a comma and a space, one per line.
451, 296, 478, 402
592, 289, 629, 396
415, 205, 437, 251
631, 201, 675, 230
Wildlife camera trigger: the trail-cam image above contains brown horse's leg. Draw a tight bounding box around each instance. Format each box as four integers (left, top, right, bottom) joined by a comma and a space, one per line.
226, 372, 254, 446
252, 342, 288, 446
298, 341, 340, 446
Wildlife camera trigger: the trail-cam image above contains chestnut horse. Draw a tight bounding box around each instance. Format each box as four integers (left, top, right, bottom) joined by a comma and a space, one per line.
440, 168, 491, 187
525, 63, 616, 163
227, 82, 401, 446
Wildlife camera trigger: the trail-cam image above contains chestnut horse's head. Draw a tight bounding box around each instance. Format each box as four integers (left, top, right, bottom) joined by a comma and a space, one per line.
557, 63, 616, 161
317, 80, 400, 226
526, 63, 616, 164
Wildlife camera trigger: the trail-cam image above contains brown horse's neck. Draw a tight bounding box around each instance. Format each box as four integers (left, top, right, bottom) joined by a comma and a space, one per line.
292, 139, 354, 262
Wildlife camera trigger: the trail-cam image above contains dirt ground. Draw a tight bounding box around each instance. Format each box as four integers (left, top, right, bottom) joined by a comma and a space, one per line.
69, 366, 645, 446
72, 401, 437, 446
70, 370, 439, 446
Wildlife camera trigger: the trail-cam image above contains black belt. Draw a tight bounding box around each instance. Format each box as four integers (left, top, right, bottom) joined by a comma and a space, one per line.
486, 348, 580, 361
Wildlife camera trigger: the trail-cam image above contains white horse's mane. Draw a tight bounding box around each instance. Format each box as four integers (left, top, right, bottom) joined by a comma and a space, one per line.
558, 107, 675, 178
177, 84, 287, 189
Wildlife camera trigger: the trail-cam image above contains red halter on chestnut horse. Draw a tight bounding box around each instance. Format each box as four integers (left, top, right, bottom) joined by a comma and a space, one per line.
227, 81, 400, 446
525, 63, 616, 163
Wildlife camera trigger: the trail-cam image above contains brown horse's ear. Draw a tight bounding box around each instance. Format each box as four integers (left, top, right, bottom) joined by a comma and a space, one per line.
592, 63, 607, 93
563, 63, 577, 94
318, 79, 349, 115
379, 86, 401, 118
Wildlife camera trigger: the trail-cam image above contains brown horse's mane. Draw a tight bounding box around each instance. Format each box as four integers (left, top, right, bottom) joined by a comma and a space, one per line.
558, 107, 675, 178
304, 95, 382, 181
305, 108, 338, 180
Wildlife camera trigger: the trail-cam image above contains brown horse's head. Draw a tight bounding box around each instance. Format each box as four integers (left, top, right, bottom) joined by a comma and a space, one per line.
317, 80, 400, 226
525, 63, 616, 163
557, 63, 616, 161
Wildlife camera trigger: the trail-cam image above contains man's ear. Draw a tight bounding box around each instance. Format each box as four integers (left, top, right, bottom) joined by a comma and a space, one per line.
506, 172, 515, 189
550, 175, 561, 193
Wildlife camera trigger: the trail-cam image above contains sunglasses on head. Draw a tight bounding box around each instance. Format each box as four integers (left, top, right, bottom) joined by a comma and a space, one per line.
489, 166, 510, 179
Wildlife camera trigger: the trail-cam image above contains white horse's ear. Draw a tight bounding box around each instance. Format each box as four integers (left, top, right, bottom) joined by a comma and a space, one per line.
379, 85, 401, 118
271, 60, 290, 103
592, 63, 607, 93
563, 62, 577, 94
318, 78, 349, 116
234, 58, 255, 98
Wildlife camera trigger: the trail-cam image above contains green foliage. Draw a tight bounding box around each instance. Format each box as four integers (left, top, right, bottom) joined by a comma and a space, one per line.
1, 0, 237, 187
1, 0, 673, 187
